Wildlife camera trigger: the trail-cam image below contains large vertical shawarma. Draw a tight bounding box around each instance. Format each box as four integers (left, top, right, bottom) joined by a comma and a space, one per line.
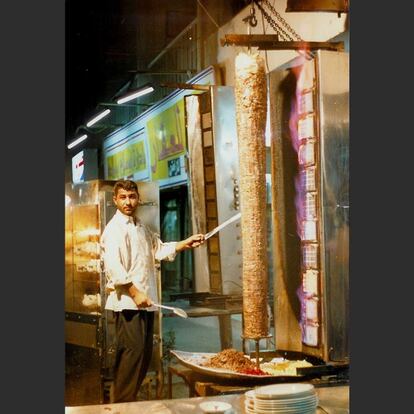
234, 52, 269, 340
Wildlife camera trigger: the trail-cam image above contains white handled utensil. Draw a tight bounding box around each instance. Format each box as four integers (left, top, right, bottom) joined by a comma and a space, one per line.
152, 303, 188, 318
204, 212, 241, 240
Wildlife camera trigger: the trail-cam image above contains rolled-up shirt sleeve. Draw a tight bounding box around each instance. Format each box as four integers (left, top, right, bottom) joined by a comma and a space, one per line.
152, 232, 177, 262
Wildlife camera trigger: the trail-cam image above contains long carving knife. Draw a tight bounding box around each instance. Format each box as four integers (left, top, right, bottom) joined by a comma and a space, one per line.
204, 212, 241, 240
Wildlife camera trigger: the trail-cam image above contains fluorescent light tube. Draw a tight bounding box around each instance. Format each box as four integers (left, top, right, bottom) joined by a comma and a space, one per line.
67, 134, 88, 149
116, 85, 154, 104
86, 109, 111, 127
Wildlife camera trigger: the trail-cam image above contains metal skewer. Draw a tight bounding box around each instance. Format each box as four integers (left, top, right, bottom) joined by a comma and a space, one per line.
255, 340, 260, 369
241, 333, 273, 370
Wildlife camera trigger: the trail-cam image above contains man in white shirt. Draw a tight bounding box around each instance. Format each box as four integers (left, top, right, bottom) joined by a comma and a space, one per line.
101, 180, 204, 402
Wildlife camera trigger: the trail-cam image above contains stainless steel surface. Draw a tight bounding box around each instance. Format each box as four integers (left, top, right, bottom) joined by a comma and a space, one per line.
65, 180, 118, 405
316, 50, 349, 362
136, 181, 161, 234
204, 212, 242, 240
210, 86, 243, 295
170, 350, 309, 383
268, 51, 349, 362
185, 94, 210, 292
65, 385, 349, 413
65, 180, 115, 324
269, 63, 304, 352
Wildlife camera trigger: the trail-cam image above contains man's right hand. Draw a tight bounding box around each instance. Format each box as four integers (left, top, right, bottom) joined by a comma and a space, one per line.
127, 284, 152, 308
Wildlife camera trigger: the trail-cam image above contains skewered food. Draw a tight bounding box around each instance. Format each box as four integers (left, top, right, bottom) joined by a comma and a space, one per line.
235, 52, 269, 338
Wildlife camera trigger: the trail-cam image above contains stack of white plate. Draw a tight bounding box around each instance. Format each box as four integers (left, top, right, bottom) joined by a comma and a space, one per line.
244, 383, 318, 414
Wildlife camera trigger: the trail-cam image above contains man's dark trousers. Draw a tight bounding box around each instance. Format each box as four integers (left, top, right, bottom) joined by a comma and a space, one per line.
112, 309, 154, 402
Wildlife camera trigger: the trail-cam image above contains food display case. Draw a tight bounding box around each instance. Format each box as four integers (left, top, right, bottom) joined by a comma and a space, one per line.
65, 180, 115, 347
65, 179, 162, 405
65, 180, 116, 405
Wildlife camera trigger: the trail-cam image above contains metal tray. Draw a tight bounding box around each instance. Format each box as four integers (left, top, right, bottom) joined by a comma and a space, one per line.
170, 350, 307, 384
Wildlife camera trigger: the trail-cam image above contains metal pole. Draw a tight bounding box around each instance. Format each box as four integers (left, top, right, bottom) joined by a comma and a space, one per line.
255, 340, 260, 369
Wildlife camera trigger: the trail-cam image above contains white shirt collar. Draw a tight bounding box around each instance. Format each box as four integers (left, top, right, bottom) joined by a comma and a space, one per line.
114, 209, 140, 225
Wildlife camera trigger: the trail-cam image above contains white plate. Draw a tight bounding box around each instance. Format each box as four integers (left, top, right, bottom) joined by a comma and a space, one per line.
254, 403, 317, 413
245, 401, 254, 409
254, 383, 315, 400
254, 396, 318, 406
252, 400, 317, 409
254, 397, 317, 405
249, 408, 316, 414
254, 403, 317, 411
245, 390, 256, 398
247, 399, 318, 409
199, 401, 232, 413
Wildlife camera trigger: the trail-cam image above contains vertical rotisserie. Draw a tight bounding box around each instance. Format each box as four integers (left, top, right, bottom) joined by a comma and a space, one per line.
234, 52, 269, 339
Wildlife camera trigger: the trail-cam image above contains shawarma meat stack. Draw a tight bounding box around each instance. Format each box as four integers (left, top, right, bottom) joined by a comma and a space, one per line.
234, 52, 269, 339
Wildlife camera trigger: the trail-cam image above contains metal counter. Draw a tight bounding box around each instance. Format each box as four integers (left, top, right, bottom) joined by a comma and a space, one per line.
65, 384, 349, 414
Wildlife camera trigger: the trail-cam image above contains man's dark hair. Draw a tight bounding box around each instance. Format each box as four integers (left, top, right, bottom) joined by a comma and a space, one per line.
113, 180, 139, 196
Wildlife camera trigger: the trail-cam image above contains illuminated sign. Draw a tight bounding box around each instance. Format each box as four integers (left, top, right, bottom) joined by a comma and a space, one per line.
72, 149, 98, 183
72, 151, 85, 183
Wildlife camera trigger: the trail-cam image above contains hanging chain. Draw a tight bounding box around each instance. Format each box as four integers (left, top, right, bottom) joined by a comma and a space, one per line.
253, 0, 314, 59
258, 0, 303, 41
253, 0, 294, 41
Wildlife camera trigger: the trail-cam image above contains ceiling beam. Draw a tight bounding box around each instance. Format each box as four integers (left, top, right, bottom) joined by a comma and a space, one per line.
220, 34, 344, 51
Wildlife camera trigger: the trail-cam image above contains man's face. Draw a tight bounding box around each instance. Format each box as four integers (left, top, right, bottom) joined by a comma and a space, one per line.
113, 188, 139, 216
